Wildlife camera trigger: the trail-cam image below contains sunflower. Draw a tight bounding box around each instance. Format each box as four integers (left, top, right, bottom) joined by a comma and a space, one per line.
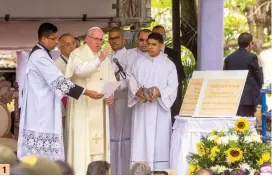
226, 147, 243, 163
196, 142, 206, 156
257, 158, 264, 166
235, 117, 250, 132
261, 152, 271, 162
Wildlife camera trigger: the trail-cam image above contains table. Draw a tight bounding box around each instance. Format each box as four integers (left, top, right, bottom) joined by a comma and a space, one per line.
170, 116, 256, 175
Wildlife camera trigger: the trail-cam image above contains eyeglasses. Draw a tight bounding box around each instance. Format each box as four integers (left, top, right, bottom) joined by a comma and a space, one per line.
88, 36, 104, 42
109, 36, 121, 42
46, 36, 59, 41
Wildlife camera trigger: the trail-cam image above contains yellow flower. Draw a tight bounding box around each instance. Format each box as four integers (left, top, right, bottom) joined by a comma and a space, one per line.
196, 142, 206, 156
226, 147, 243, 163
209, 154, 215, 161
235, 117, 250, 132
262, 152, 271, 162
188, 164, 200, 175
211, 130, 217, 135
257, 158, 264, 166
268, 94, 271, 97
211, 146, 220, 155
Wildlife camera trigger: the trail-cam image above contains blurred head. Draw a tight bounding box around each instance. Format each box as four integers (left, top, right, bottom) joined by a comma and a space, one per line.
86, 160, 110, 175
194, 168, 213, 175
147, 32, 164, 57
137, 29, 152, 52
238, 32, 253, 51
152, 25, 166, 42
75, 37, 81, 48
129, 162, 152, 175
229, 169, 246, 175
0, 145, 18, 166
85, 27, 104, 53
108, 27, 126, 51
10, 164, 37, 175
38, 23, 59, 50
58, 33, 76, 58
21, 156, 62, 175
55, 160, 75, 175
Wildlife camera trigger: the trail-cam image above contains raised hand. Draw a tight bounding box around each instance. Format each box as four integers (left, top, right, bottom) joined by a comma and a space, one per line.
84, 90, 104, 99
99, 45, 112, 62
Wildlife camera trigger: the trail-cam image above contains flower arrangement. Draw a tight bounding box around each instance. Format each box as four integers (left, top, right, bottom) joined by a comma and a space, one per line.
187, 117, 272, 175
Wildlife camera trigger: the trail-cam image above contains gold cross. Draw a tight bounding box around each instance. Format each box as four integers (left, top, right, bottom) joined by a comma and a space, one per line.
92, 134, 101, 144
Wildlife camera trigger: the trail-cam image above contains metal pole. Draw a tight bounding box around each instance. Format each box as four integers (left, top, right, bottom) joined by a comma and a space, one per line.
172, 0, 181, 57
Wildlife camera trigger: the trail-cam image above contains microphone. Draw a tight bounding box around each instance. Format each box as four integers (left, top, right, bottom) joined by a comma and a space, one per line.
113, 58, 124, 72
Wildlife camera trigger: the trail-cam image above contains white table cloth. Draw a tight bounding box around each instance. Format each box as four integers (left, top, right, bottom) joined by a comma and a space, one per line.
170, 116, 256, 175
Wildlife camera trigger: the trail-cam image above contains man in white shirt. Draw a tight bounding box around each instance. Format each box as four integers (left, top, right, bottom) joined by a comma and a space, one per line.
108, 27, 132, 175
56, 33, 76, 75
127, 29, 152, 70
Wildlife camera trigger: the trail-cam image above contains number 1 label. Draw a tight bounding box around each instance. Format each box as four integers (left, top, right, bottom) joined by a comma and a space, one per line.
0, 164, 10, 175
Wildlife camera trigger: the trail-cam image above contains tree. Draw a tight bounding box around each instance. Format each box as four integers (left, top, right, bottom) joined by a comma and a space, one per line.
224, 0, 271, 55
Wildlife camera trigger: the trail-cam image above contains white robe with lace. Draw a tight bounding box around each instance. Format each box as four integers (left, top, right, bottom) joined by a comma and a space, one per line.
18, 47, 76, 161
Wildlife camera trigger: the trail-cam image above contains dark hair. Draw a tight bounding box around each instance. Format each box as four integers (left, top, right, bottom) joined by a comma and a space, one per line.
38, 23, 58, 40
109, 27, 124, 35
148, 32, 164, 44
152, 25, 165, 33
137, 29, 152, 38
152, 171, 168, 175
230, 169, 246, 175
55, 160, 75, 175
238, 32, 253, 48
86, 161, 110, 175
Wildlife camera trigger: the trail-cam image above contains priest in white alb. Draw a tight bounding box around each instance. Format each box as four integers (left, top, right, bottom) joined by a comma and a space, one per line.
108, 27, 132, 175
65, 27, 116, 174
128, 32, 178, 171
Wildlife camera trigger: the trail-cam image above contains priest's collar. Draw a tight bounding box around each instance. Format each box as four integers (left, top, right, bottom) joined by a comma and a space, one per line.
37, 43, 51, 53
37, 43, 52, 59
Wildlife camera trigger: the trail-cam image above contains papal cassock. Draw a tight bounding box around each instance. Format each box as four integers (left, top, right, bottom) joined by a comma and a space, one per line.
65, 44, 116, 174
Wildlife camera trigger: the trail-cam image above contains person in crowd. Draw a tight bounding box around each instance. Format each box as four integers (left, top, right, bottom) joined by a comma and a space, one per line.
86, 160, 110, 175
129, 162, 152, 175
0, 145, 18, 166
224, 32, 263, 117
55, 160, 75, 175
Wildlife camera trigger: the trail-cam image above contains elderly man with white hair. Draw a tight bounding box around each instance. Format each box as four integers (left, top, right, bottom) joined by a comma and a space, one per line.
65, 27, 116, 174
